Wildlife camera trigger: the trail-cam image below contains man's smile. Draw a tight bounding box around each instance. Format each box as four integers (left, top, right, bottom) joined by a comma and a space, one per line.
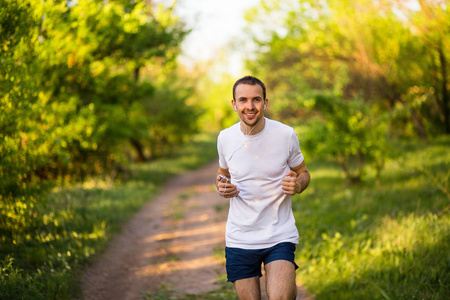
243, 111, 257, 118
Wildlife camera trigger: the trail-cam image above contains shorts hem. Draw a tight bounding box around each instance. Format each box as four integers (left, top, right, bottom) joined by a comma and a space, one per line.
265, 257, 299, 270
227, 273, 263, 283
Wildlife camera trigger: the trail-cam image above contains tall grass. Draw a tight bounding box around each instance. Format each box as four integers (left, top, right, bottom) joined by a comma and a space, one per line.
294, 136, 450, 299
0, 133, 218, 300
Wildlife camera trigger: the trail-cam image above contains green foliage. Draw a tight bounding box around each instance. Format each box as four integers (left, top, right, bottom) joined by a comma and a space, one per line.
293, 136, 450, 299
0, 0, 193, 186
0, 133, 218, 299
188, 72, 239, 132
0, 0, 196, 238
241, 0, 450, 182
244, 0, 449, 141
300, 94, 387, 182
145, 80, 201, 159
0, 1, 203, 297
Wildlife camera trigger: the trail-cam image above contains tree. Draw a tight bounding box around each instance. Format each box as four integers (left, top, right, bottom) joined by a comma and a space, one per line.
244, 0, 447, 141
304, 95, 387, 182
0, 0, 196, 271
387, 0, 450, 134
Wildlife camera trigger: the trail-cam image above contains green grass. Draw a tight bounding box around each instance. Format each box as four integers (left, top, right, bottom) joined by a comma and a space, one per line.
294, 136, 450, 299
0, 133, 218, 300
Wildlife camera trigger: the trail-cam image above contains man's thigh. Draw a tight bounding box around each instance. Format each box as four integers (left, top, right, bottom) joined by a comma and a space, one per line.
234, 276, 261, 300
265, 260, 297, 300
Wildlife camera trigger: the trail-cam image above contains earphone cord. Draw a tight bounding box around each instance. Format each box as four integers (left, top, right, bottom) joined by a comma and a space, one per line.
228, 117, 263, 161
242, 114, 264, 136
244, 124, 256, 136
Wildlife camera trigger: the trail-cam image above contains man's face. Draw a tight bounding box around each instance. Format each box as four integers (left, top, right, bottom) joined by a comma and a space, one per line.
232, 84, 267, 127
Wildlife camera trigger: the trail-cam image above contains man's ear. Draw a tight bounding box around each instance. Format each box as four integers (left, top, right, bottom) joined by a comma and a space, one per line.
231, 99, 237, 111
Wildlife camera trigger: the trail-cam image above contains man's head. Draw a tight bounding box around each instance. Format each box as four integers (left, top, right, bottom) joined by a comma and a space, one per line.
232, 76, 268, 129
232, 76, 266, 101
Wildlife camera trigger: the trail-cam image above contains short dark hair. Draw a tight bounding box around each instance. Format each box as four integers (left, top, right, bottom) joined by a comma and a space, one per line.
232, 76, 266, 100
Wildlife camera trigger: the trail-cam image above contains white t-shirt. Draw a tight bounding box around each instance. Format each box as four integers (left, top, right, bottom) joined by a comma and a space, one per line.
217, 118, 304, 249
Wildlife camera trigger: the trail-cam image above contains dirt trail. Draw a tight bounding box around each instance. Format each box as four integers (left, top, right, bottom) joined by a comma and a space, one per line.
81, 161, 313, 300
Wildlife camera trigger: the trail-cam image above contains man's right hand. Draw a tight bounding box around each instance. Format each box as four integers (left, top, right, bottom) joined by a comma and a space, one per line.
216, 175, 240, 198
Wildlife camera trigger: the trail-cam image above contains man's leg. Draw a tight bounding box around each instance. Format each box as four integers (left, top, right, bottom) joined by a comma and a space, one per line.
264, 260, 297, 300
234, 276, 261, 300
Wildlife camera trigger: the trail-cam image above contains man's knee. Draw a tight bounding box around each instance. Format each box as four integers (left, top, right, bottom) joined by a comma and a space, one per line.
267, 286, 296, 300
234, 276, 261, 300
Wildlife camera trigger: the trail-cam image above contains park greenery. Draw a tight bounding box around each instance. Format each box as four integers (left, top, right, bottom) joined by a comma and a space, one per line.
1, 0, 449, 299
244, 0, 449, 180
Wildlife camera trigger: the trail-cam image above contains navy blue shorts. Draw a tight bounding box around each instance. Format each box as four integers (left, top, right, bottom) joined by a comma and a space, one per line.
225, 242, 299, 282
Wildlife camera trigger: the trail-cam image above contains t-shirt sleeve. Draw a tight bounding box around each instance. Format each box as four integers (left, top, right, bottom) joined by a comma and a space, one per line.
288, 129, 304, 168
217, 132, 228, 169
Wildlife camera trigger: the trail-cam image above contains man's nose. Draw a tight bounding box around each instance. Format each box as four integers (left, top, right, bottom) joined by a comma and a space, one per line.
246, 101, 255, 110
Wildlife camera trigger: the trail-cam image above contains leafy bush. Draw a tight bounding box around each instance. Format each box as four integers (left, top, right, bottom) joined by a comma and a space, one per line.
302, 94, 387, 183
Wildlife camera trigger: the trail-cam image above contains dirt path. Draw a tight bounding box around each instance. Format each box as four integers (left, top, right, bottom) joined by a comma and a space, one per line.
81, 161, 313, 300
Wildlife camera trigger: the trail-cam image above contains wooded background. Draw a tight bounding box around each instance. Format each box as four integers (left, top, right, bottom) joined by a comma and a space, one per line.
1, 0, 449, 299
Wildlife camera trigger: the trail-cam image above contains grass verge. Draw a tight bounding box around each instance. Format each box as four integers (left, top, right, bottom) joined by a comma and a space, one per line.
294, 136, 450, 299
0, 133, 218, 300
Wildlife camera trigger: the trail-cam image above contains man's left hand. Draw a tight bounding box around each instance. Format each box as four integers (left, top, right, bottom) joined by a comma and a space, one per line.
281, 170, 301, 195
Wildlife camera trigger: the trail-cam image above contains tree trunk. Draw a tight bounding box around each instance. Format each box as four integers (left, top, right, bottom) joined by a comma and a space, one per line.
408, 105, 428, 143
134, 66, 140, 82
130, 138, 146, 162
438, 42, 449, 134
338, 155, 362, 184
130, 67, 145, 162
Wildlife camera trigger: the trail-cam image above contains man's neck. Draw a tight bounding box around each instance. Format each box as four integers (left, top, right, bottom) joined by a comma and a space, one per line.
240, 117, 266, 136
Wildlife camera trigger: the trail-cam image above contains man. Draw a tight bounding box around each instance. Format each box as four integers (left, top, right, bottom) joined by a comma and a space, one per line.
216, 76, 310, 300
